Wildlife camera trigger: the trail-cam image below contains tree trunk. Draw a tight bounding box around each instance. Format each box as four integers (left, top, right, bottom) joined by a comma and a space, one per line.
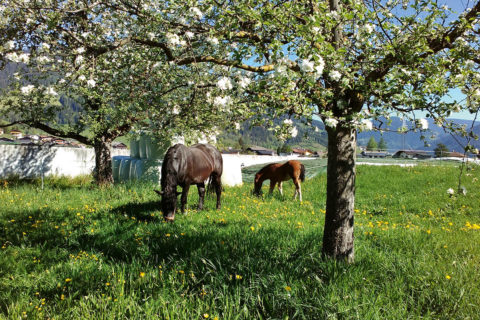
322, 124, 357, 262
93, 138, 114, 186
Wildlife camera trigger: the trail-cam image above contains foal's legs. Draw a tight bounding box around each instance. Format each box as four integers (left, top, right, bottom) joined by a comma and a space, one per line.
278, 181, 283, 196
197, 182, 206, 210
292, 178, 302, 202
269, 180, 276, 195
180, 184, 190, 213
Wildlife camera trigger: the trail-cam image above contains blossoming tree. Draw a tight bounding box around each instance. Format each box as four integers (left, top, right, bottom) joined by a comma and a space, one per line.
0, 1, 252, 184
175, 0, 478, 261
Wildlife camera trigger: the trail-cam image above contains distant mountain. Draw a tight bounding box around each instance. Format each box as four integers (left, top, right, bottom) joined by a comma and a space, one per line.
218, 116, 479, 155
217, 118, 328, 151
357, 117, 480, 153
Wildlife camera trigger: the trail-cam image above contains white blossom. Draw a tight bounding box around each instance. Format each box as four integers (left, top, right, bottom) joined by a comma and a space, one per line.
5, 40, 15, 50
418, 118, 429, 130
18, 53, 30, 63
238, 76, 251, 89
36, 56, 50, 64
275, 64, 288, 75
299, 59, 315, 73
235, 122, 241, 130
75, 47, 86, 54
172, 106, 180, 114
283, 119, 293, 125
364, 24, 375, 34
86, 79, 96, 88
5, 52, 19, 62
189, 7, 203, 19
40, 42, 50, 51
447, 188, 454, 195
213, 95, 232, 107
329, 70, 342, 81
147, 32, 156, 40
166, 33, 181, 46
216, 77, 233, 90
45, 87, 58, 96
75, 55, 84, 65
325, 118, 338, 128
206, 37, 219, 45
185, 31, 195, 39
20, 85, 35, 95
78, 75, 86, 81
290, 126, 298, 137
314, 55, 325, 73
465, 60, 475, 68
361, 119, 373, 131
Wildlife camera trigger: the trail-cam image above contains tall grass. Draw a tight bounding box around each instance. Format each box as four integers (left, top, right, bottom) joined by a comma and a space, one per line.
0, 164, 479, 319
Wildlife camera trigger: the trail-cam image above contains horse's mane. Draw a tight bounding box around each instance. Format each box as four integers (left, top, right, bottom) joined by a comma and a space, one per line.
258, 163, 275, 174
161, 145, 181, 191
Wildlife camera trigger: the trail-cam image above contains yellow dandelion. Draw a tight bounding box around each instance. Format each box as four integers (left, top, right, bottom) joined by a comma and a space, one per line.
285, 286, 292, 291
140, 272, 145, 278
235, 274, 242, 280
204, 313, 209, 318
250, 226, 255, 231
445, 275, 451, 280
60, 294, 65, 300
65, 278, 72, 283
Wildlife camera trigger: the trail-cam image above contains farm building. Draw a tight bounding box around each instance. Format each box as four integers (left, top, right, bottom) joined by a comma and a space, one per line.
112, 142, 128, 149
361, 151, 388, 158
0, 137, 13, 143
292, 148, 315, 156
445, 151, 466, 158
393, 150, 432, 159
247, 146, 277, 156
10, 130, 23, 139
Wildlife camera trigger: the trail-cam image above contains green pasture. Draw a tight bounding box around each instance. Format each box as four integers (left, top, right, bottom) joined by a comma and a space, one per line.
1, 163, 480, 319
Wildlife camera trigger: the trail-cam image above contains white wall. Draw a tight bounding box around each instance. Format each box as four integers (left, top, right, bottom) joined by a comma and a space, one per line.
0, 144, 316, 185
0, 144, 129, 178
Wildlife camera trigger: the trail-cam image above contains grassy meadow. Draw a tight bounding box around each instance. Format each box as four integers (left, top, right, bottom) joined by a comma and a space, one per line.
1, 162, 480, 319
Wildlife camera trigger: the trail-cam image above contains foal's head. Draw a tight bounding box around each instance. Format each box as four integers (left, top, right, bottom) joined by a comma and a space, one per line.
253, 172, 264, 196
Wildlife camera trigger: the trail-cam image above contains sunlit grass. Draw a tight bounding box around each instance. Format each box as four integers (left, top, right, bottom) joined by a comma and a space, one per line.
1, 163, 479, 319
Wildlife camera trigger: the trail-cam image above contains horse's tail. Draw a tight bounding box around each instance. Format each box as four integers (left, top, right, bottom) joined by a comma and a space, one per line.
300, 164, 306, 182
206, 175, 215, 195
206, 173, 221, 195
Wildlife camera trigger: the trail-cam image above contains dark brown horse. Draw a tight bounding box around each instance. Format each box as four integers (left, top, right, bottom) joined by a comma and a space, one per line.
154, 143, 223, 222
253, 160, 305, 201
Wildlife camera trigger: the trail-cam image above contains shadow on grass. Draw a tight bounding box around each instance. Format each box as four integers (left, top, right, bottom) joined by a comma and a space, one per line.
111, 200, 160, 222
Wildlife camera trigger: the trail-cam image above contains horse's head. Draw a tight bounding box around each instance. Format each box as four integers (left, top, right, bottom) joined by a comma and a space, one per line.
154, 189, 181, 222
253, 173, 263, 196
